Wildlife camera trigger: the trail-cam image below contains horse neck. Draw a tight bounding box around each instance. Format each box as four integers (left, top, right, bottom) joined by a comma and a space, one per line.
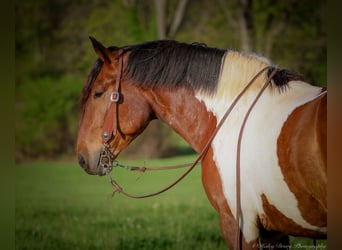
140, 52, 272, 152
144, 87, 216, 153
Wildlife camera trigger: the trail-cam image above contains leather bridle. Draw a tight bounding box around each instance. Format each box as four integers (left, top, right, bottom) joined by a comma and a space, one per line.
102, 54, 124, 143
98, 55, 124, 173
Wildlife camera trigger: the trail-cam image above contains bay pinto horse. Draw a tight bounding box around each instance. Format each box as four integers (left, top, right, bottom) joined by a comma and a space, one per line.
76, 37, 327, 249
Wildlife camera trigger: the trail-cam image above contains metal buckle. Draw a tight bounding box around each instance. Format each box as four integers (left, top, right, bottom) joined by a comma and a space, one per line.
110, 91, 120, 102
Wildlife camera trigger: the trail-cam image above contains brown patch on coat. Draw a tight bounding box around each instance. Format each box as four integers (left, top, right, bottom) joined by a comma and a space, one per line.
260, 194, 326, 238
202, 148, 259, 249
276, 92, 327, 229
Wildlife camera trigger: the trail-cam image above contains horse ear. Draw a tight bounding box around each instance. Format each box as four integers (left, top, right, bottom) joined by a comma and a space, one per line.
89, 36, 112, 64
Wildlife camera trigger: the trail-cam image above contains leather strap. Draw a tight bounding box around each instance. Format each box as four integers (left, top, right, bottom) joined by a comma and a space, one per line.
102, 55, 123, 143
235, 67, 277, 249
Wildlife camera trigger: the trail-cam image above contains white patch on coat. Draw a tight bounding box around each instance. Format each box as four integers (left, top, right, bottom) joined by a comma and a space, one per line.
196, 52, 326, 242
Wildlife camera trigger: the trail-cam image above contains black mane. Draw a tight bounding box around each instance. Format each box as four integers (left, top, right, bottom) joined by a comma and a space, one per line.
123, 40, 226, 94
268, 67, 305, 92
80, 40, 306, 113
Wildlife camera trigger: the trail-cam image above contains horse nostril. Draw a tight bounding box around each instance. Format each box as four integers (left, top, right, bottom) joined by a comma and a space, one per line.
78, 154, 87, 169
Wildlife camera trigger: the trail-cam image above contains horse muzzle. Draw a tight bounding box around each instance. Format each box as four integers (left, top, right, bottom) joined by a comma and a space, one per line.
77, 144, 114, 176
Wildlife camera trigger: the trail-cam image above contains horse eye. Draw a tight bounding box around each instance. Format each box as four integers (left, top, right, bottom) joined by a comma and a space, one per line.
93, 91, 104, 99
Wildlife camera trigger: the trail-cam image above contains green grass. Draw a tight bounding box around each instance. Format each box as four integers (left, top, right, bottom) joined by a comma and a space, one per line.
16, 155, 225, 250
16, 155, 326, 249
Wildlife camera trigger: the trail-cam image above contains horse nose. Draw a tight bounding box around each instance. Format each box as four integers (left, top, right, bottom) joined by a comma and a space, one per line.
78, 154, 88, 170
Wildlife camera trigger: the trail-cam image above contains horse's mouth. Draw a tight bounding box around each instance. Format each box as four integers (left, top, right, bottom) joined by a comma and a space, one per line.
78, 145, 116, 176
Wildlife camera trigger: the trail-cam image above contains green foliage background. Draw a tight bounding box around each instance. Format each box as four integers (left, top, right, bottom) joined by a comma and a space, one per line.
15, 0, 327, 162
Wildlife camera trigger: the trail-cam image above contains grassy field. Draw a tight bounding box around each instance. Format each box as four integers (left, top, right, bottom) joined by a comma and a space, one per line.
16, 155, 326, 250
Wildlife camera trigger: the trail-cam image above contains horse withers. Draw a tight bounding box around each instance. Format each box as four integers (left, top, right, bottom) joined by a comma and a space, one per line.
76, 37, 327, 249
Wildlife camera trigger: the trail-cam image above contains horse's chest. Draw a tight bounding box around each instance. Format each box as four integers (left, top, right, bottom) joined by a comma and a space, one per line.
208, 93, 295, 223
196, 82, 323, 241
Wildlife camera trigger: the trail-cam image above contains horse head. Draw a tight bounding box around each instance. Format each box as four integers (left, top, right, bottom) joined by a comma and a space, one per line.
76, 37, 155, 176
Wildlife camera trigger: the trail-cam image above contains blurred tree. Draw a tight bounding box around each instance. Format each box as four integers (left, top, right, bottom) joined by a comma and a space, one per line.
15, 0, 326, 162
155, 0, 167, 38
216, 0, 326, 59
155, 0, 189, 39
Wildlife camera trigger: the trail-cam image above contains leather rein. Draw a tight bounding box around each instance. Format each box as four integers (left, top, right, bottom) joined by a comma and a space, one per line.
99, 55, 277, 204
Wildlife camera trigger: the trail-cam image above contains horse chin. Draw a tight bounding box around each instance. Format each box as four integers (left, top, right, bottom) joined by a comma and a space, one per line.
80, 150, 113, 176
96, 167, 110, 176
83, 162, 110, 176
83, 167, 101, 176
81, 146, 118, 176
